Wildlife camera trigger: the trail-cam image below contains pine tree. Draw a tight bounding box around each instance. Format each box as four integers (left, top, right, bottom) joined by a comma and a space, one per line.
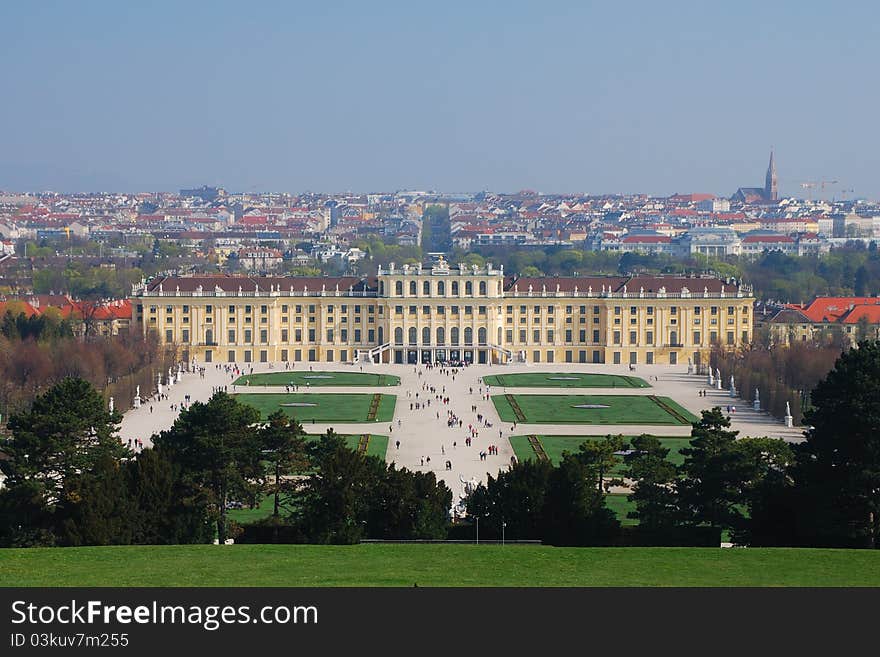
797, 340, 880, 547
624, 434, 679, 529
677, 407, 749, 532
153, 392, 262, 544
259, 410, 308, 518
1, 377, 124, 506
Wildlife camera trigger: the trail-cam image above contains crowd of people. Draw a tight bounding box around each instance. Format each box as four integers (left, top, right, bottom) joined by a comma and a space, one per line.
124, 360, 515, 490
397, 364, 510, 481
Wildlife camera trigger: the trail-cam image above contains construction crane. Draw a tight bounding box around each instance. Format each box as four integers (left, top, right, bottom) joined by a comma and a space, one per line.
800, 180, 838, 201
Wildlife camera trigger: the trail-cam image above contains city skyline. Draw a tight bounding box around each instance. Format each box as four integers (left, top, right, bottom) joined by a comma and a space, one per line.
1, 2, 878, 197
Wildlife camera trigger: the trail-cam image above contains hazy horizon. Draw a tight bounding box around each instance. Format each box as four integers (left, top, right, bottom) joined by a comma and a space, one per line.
1, 1, 877, 199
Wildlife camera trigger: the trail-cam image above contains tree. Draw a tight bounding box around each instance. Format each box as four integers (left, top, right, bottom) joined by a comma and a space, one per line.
624, 435, 679, 529
295, 430, 385, 544
127, 448, 213, 545
677, 408, 749, 532
259, 410, 308, 518
797, 340, 880, 547
366, 464, 451, 540
56, 454, 137, 546
542, 452, 620, 546
573, 435, 626, 494
153, 392, 262, 543
0, 479, 57, 547
1, 377, 125, 505
465, 459, 554, 540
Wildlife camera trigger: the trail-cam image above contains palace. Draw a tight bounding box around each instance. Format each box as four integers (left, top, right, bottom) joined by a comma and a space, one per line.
131, 259, 754, 367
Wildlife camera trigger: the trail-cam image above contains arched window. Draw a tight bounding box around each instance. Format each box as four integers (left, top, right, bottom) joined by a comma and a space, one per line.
451, 327, 460, 346
437, 281, 446, 296
378, 326, 384, 344
437, 327, 445, 345
464, 327, 473, 345
422, 327, 431, 345
479, 281, 487, 296
497, 281, 503, 295
395, 281, 403, 296
497, 327, 503, 344
205, 329, 213, 345
423, 281, 430, 296
478, 327, 487, 345
409, 281, 417, 296
452, 281, 459, 296
670, 330, 678, 346
394, 327, 403, 345
408, 327, 417, 345
465, 281, 473, 296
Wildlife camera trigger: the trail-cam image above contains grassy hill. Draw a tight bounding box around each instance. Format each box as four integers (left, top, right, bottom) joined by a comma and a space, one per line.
1, 544, 878, 587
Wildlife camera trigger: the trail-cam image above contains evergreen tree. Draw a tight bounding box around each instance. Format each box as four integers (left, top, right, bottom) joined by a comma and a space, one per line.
624, 434, 680, 529
1, 377, 124, 505
797, 340, 880, 547
295, 431, 385, 544
464, 459, 554, 540
127, 448, 213, 545
574, 435, 626, 494
677, 408, 749, 532
0, 479, 57, 547
366, 465, 452, 540
542, 452, 619, 546
57, 454, 137, 546
153, 392, 262, 544
259, 410, 308, 518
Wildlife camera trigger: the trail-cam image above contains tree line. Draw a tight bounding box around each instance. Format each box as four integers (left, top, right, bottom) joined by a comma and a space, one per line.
0, 312, 172, 421
709, 341, 844, 425
466, 341, 880, 548
3, 344, 878, 549
0, 382, 451, 547
461, 242, 880, 301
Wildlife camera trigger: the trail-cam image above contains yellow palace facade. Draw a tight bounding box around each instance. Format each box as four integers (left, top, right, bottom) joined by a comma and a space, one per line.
131, 260, 754, 367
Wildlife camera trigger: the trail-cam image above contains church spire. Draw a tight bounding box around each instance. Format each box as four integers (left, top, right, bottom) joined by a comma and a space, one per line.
765, 149, 778, 201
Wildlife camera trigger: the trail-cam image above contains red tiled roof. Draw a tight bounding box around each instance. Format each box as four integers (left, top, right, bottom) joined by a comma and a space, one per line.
841, 305, 880, 324
797, 297, 880, 323
0, 300, 40, 317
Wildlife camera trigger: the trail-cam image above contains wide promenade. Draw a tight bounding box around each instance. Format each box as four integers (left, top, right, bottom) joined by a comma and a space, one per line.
119, 361, 803, 504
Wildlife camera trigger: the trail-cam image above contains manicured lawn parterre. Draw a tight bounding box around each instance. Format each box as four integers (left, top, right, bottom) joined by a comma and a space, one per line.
2, 544, 879, 586
235, 393, 396, 423
493, 394, 698, 425
483, 372, 649, 388
509, 434, 691, 469
234, 371, 400, 387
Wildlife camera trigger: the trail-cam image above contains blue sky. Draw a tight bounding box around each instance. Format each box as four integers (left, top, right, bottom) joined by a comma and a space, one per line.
0, 1, 877, 197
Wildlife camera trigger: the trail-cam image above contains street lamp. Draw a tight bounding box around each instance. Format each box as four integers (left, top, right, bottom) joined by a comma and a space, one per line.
475, 516, 479, 545
502, 520, 506, 546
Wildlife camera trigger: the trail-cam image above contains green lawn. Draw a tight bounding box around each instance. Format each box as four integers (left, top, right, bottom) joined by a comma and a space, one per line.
234, 371, 400, 387
2, 544, 879, 586
235, 393, 396, 423
228, 496, 278, 525
494, 394, 698, 425
484, 372, 649, 388
606, 494, 638, 526
509, 434, 691, 468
